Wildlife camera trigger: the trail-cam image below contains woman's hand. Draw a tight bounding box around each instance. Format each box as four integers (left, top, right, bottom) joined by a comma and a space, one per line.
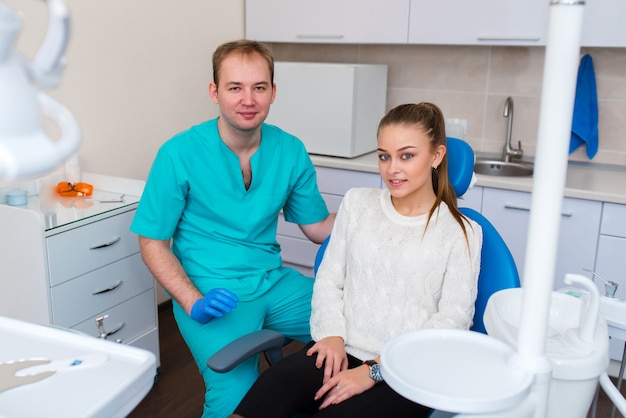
314, 364, 376, 410
306, 336, 348, 383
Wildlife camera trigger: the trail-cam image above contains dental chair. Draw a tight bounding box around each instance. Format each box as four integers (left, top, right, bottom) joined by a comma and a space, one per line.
207, 137, 521, 384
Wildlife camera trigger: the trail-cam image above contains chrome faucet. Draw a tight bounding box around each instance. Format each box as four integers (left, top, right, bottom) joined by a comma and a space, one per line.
583, 268, 619, 298
502, 97, 523, 162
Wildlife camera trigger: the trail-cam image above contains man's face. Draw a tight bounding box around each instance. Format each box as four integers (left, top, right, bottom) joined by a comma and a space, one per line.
209, 52, 276, 134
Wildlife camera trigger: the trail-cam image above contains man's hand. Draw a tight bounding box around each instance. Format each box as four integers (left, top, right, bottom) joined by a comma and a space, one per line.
190, 288, 239, 324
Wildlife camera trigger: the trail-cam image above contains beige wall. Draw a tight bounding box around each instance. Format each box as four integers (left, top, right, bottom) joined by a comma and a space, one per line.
7, 0, 245, 181
6, 0, 244, 304
8, 2, 624, 177
269, 43, 626, 167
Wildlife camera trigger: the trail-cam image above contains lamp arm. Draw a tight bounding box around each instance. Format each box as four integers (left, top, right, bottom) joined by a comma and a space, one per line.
31, 0, 70, 89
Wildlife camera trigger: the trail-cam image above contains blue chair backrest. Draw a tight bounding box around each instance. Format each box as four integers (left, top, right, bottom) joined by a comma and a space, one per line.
313, 137, 520, 334
460, 207, 519, 333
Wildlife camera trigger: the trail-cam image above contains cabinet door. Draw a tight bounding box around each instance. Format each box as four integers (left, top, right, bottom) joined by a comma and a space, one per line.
245, 0, 410, 44
409, 0, 548, 45
595, 235, 626, 361
459, 186, 483, 212
596, 203, 626, 296
581, 0, 626, 47
481, 188, 601, 290
278, 167, 382, 275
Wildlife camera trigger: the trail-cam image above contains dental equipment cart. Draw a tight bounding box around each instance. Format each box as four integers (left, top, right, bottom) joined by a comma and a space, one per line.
0, 173, 160, 365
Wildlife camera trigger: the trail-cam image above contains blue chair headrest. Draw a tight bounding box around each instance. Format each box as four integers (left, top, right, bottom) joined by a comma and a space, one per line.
446, 137, 475, 198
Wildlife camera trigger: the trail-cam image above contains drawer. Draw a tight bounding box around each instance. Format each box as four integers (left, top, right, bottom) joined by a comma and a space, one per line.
47, 210, 140, 286
51, 253, 154, 327
71, 289, 157, 345
316, 166, 381, 195
128, 327, 161, 366
600, 202, 626, 238
278, 235, 320, 270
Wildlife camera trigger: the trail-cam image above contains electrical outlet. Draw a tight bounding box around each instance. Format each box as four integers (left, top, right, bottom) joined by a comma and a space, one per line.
445, 118, 467, 139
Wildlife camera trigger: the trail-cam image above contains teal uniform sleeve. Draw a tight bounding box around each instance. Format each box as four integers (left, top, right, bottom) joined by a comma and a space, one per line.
281, 142, 329, 226
131, 142, 187, 240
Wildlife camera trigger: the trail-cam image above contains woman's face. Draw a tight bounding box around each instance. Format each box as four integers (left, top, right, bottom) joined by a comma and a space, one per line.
377, 123, 445, 211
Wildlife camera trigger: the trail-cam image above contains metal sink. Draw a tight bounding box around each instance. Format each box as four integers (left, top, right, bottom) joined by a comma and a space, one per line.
474, 159, 534, 177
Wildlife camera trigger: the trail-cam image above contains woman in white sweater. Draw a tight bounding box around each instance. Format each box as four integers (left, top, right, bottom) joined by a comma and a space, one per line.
231, 103, 483, 418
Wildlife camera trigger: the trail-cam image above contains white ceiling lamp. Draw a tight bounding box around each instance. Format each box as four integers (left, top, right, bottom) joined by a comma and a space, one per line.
0, 0, 79, 182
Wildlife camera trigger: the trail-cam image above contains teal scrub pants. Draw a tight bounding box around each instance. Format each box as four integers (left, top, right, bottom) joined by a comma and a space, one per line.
172, 267, 314, 418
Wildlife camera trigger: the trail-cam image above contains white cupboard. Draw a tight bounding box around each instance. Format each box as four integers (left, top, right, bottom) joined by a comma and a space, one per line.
459, 185, 483, 212
581, 0, 626, 47
245, 0, 410, 44
408, 0, 549, 46
246, 0, 625, 48
0, 173, 160, 364
595, 202, 626, 361
480, 188, 602, 290
277, 166, 382, 276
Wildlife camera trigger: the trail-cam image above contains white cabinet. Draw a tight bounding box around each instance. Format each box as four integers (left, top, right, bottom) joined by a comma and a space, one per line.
581, 0, 626, 47
278, 166, 382, 276
459, 185, 483, 212
481, 188, 601, 290
595, 202, 626, 361
245, 0, 410, 44
0, 173, 160, 364
246, 0, 623, 48
408, 0, 548, 46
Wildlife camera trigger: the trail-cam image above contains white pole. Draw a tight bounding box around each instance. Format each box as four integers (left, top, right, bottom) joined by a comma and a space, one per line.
516, 0, 585, 415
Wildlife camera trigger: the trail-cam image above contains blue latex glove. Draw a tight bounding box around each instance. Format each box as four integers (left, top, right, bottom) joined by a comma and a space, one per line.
190, 288, 239, 324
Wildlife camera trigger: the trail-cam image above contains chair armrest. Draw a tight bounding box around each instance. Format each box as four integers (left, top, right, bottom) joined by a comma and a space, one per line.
207, 329, 286, 373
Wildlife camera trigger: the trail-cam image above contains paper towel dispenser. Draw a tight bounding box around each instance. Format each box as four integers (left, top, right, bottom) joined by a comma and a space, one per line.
266, 62, 388, 158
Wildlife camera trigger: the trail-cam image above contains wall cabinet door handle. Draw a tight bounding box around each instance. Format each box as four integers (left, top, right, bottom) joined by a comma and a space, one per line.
477, 35, 541, 42
296, 34, 344, 40
92, 280, 123, 295
89, 236, 121, 250
504, 204, 573, 217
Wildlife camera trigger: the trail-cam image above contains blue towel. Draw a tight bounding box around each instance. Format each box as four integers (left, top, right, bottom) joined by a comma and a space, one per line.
569, 54, 599, 159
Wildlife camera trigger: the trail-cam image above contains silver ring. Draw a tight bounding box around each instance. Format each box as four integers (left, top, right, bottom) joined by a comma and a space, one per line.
335, 385, 340, 390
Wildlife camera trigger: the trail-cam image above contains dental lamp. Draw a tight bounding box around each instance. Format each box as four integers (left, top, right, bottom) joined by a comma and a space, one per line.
0, 0, 79, 182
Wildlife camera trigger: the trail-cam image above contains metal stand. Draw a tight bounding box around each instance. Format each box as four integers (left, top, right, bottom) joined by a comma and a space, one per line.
611, 341, 626, 418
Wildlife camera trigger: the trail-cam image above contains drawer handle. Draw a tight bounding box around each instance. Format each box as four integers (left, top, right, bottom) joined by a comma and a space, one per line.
105, 322, 125, 337
504, 204, 573, 217
92, 280, 123, 295
504, 204, 530, 212
90, 236, 121, 250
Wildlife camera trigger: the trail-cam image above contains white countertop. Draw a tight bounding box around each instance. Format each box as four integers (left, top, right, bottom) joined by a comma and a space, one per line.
310, 152, 626, 205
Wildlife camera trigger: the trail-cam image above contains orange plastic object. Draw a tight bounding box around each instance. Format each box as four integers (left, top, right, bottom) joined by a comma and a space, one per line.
56, 182, 94, 198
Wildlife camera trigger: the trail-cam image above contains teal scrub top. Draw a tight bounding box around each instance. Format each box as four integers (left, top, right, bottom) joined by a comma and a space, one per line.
131, 119, 328, 298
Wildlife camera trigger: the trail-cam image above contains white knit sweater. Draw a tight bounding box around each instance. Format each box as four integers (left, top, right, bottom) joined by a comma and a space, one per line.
310, 188, 482, 361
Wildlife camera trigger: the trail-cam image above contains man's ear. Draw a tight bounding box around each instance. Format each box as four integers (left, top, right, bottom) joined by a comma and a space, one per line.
208, 82, 219, 104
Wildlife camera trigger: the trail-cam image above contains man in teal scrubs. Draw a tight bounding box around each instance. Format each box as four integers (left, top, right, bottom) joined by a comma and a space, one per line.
131, 40, 335, 418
